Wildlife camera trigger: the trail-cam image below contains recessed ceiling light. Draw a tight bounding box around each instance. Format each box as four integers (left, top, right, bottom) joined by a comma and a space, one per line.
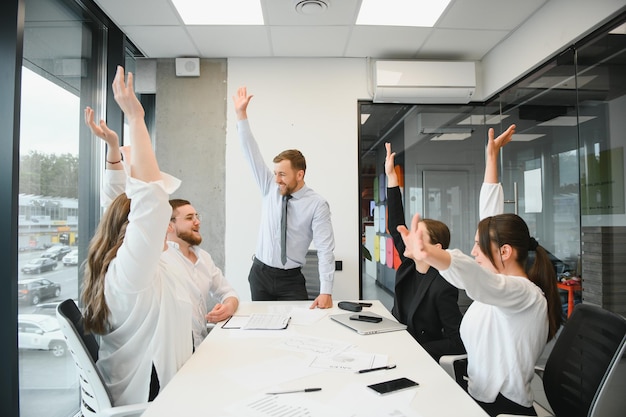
172, 0, 264, 25
357, 0, 451, 27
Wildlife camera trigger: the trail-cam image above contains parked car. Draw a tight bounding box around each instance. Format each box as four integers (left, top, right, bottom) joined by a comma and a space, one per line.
33, 301, 63, 316
40, 245, 72, 261
33, 300, 80, 318
18, 278, 61, 305
21, 257, 58, 274
62, 249, 78, 266
18, 314, 66, 357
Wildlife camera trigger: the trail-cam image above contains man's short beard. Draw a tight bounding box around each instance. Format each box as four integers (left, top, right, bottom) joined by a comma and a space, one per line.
178, 230, 202, 246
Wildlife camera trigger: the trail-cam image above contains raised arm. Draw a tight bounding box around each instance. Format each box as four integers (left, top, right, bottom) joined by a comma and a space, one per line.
232, 86, 274, 194
385, 142, 407, 257
111, 66, 159, 182
385, 142, 398, 187
484, 124, 515, 184
480, 124, 515, 219
85, 106, 123, 170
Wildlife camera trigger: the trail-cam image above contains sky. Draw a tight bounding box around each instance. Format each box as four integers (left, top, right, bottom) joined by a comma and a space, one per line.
20, 67, 80, 156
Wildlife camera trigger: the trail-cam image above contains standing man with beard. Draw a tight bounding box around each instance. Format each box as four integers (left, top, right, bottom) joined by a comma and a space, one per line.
85, 107, 238, 350
233, 86, 336, 309
163, 199, 239, 349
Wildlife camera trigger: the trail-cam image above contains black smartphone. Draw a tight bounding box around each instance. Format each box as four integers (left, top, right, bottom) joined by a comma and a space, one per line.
350, 314, 383, 323
367, 377, 419, 395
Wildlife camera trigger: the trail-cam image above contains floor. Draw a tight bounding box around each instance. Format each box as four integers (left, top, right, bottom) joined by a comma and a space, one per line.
361, 272, 394, 311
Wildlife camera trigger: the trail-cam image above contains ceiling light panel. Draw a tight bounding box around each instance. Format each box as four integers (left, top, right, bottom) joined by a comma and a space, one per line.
172, 0, 264, 25
511, 134, 545, 142
430, 133, 472, 141
357, 0, 451, 27
538, 116, 596, 127
457, 114, 510, 125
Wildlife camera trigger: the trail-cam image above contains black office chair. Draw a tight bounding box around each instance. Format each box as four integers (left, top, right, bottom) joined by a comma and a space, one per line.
539, 303, 626, 417
56, 299, 148, 417
439, 303, 626, 417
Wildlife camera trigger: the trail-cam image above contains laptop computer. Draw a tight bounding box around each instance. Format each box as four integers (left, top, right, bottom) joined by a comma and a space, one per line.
330, 313, 407, 335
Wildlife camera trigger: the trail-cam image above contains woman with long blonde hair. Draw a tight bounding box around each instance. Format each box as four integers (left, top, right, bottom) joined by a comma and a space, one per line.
81, 66, 192, 406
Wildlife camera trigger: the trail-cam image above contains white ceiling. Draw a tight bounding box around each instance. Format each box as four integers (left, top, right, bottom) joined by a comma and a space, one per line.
93, 0, 550, 60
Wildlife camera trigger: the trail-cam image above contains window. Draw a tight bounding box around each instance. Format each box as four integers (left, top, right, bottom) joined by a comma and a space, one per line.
18, 0, 101, 415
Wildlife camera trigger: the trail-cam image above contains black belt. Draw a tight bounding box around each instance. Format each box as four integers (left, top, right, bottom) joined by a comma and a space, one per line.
252, 257, 301, 273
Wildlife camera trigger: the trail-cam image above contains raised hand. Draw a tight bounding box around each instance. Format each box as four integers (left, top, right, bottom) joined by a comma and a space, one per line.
84, 106, 119, 148
111, 66, 158, 182
485, 124, 515, 184
232, 86, 253, 120
111, 66, 144, 121
385, 142, 398, 187
397, 213, 426, 262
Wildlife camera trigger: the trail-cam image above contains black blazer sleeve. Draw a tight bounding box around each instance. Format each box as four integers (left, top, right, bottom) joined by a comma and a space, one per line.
387, 186, 407, 260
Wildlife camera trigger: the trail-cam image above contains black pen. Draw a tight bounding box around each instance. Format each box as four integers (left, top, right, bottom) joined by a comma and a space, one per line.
267, 388, 322, 395
357, 364, 396, 374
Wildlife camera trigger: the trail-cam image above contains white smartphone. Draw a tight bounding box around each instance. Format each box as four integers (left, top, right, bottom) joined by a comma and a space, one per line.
367, 377, 419, 395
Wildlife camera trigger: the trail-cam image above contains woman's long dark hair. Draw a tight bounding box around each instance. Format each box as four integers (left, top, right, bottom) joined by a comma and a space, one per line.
81, 193, 131, 334
477, 213, 562, 340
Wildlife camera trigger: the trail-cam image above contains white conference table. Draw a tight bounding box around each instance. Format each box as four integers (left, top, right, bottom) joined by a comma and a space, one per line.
141, 300, 488, 417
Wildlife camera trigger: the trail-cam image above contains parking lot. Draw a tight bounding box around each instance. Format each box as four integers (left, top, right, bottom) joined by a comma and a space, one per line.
18, 249, 80, 417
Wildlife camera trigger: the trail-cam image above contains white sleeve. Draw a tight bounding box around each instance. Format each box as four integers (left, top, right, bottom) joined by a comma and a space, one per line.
237, 119, 274, 195
101, 169, 127, 209
479, 182, 504, 219
107, 173, 181, 293
441, 249, 543, 311
201, 251, 239, 302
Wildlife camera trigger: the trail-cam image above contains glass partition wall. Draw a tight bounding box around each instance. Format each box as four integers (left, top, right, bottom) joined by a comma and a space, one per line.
360, 15, 626, 319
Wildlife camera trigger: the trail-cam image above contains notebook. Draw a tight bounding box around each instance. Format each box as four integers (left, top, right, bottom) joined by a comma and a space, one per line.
330, 313, 407, 335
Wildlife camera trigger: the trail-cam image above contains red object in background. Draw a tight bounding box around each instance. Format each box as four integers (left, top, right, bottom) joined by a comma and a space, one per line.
557, 281, 582, 318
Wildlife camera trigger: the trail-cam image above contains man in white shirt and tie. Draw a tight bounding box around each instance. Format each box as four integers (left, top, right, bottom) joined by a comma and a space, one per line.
233, 86, 336, 309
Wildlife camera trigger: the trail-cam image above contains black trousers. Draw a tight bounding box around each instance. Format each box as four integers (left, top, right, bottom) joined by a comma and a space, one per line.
473, 393, 537, 417
248, 257, 309, 301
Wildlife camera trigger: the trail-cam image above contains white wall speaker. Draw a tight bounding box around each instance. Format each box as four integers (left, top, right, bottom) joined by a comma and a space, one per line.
175, 57, 200, 77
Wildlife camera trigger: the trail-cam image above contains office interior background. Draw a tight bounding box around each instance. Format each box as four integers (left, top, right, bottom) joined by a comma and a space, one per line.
2, 0, 625, 416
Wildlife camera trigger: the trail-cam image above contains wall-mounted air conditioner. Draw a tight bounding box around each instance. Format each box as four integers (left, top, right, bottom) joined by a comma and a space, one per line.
373, 60, 476, 104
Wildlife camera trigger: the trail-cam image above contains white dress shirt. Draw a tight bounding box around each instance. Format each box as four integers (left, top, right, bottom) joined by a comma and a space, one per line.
440, 182, 548, 407
97, 169, 193, 406
237, 119, 336, 295
161, 243, 238, 348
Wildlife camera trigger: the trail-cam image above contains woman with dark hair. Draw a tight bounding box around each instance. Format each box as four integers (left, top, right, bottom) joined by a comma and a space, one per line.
385, 142, 465, 361
398, 124, 562, 417
81, 66, 192, 406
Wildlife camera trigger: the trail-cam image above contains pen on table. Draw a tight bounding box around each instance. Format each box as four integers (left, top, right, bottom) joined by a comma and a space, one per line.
267, 388, 322, 395
357, 364, 397, 374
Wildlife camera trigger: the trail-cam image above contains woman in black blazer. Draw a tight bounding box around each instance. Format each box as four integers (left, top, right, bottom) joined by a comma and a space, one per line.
385, 143, 465, 361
